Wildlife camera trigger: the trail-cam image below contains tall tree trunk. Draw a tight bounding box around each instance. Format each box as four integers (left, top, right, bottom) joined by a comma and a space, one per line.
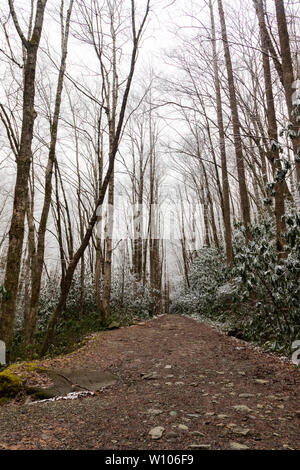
148, 127, 161, 315
254, 0, 286, 257
274, 0, 300, 186
102, 173, 114, 319
179, 193, 190, 289
23, 1, 73, 355
217, 0, 251, 243
133, 155, 144, 282
95, 113, 104, 317
95, 238, 103, 316
0, 0, 47, 355
201, 183, 211, 248
41, 0, 151, 355
209, 0, 233, 264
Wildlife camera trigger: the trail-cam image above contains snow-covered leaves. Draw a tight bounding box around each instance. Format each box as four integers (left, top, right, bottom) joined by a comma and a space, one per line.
171, 248, 229, 317
232, 213, 300, 352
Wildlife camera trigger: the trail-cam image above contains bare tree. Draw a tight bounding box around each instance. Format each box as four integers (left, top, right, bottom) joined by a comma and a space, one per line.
217, 0, 251, 243
22, 0, 74, 355
253, 0, 286, 258
0, 0, 48, 355
273, 0, 300, 187
209, 0, 233, 264
41, 0, 151, 355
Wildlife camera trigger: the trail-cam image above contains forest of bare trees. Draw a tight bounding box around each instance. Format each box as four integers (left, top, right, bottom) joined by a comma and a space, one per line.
0, 0, 299, 363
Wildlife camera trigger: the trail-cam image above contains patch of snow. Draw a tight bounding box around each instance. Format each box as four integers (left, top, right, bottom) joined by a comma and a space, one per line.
30, 390, 95, 404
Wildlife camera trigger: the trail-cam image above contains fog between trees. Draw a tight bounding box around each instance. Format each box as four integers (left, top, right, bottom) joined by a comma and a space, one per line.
0, 0, 299, 361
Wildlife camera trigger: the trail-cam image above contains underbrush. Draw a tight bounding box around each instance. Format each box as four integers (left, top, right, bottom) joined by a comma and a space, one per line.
11, 310, 101, 360
10, 267, 154, 362
171, 211, 300, 356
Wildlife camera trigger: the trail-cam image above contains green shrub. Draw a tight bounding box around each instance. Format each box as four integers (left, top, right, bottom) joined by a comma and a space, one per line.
232, 212, 300, 353
171, 248, 230, 317
11, 265, 156, 361
172, 211, 300, 355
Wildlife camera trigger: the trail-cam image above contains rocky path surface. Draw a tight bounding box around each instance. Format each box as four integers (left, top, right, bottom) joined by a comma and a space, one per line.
0, 314, 299, 450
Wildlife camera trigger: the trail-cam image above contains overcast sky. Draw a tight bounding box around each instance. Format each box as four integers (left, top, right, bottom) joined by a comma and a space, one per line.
0, 0, 299, 274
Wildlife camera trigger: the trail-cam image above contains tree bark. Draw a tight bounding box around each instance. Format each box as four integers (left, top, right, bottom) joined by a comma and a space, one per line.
209, 0, 233, 264
254, 0, 286, 257
274, 0, 300, 186
0, 0, 47, 355
217, 0, 252, 243
22, 0, 73, 355
41, 0, 150, 355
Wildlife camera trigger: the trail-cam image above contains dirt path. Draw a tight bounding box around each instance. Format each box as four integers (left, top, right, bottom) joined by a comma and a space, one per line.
0, 314, 299, 450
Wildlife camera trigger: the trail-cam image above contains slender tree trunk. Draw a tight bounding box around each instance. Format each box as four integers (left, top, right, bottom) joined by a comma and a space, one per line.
179, 194, 190, 289
148, 124, 161, 315
209, 0, 233, 264
95, 238, 103, 316
201, 183, 211, 248
0, 0, 47, 354
254, 0, 286, 258
23, 1, 73, 354
41, 0, 151, 355
102, 173, 114, 319
134, 158, 144, 282
53, 162, 66, 284
274, 0, 300, 186
217, 0, 251, 243
94, 113, 104, 317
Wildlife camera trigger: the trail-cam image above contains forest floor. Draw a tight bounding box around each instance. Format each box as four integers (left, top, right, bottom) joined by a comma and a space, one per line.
0, 314, 299, 450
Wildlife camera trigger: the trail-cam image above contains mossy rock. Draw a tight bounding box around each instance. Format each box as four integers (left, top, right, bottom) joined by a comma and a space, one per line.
23, 362, 46, 373
0, 370, 24, 398
2, 362, 46, 385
